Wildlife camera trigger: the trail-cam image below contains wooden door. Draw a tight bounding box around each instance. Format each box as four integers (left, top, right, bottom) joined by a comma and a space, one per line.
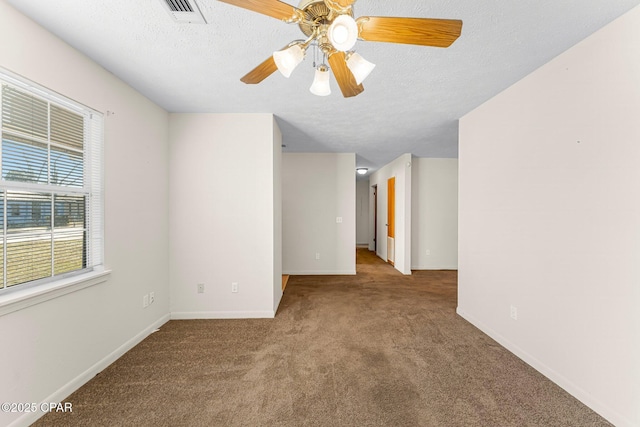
387, 177, 395, 265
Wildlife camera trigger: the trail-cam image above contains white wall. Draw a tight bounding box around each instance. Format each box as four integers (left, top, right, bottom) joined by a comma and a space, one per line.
169, 114, 281, 318
0, 3, 170, 426
282, 153, 356, 275
458, 6, 640, 427
411, 158, 458, 270
368, 154, 412, 275
356, 179, 370, 245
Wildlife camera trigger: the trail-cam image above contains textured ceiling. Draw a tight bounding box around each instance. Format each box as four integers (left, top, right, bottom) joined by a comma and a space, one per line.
6, 0, 640, 172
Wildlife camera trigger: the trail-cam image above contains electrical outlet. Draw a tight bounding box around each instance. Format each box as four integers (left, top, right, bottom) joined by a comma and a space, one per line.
149, 292, 155, 305
143, 294, 149, 308
232, 282, 238, 293
426, 249, 431, 256
197, 283, 205, 294
336, 217, 343, 223
510, 305, 518, 320
315, 252, 320, 260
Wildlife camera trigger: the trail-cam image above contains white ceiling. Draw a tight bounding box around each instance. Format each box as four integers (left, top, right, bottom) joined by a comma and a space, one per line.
7, 0, 640, 171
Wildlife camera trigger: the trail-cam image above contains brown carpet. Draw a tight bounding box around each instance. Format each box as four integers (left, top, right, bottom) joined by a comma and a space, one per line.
34, 249, 611, 426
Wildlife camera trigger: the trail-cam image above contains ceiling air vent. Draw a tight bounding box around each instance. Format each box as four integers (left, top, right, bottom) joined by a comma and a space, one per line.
160, 0, 207, 24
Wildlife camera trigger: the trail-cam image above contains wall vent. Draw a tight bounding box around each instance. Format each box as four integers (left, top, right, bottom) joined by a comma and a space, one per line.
159, 0, 207, 24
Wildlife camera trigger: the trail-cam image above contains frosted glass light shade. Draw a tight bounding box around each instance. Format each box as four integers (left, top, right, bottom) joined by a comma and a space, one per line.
356, 167, 368, 175
347, 52, 376, 85
309, 66, 331, 96
273, 45, 305, 78
327, 15, 358, 52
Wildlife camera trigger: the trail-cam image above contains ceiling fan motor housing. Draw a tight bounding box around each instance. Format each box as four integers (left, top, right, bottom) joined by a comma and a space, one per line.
298, 0, 352, 37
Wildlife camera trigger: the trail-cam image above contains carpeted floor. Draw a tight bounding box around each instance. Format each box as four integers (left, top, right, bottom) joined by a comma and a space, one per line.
33, 249, 611, 426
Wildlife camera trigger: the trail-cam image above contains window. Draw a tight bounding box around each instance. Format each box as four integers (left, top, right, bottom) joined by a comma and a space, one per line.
0, 69, 103, 293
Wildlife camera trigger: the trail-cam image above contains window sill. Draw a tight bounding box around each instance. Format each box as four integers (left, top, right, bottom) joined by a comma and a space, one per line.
0, 269, 111, 317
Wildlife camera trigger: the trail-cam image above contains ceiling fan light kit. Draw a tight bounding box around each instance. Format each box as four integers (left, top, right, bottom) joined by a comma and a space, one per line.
219, 0, 462, 98
327, 14, 358, 51
345, 51, 375, 85
273, 44, 306, 77
309, 65, 332, 96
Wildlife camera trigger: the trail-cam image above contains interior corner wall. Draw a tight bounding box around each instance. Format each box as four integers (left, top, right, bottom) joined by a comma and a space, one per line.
368, 154, 412, 275
0, 3, 171, 427
356, 179, 370, 245
169, 113, 279, 319
458, 6, 640, 427
411, 158, 458, 270
272, 118, 283, 312
282, 153, 356, 275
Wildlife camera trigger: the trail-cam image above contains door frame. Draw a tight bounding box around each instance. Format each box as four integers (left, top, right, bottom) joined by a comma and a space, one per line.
372, 185, 378, 253
387, 176, 395, 265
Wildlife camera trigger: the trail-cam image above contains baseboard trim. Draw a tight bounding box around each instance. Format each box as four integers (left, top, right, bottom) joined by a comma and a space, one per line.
411, 265, 458, 271
13, 313, 171, 427
282, 270, 356, 275
171, 310, 275, 320
456, 307, 634, 427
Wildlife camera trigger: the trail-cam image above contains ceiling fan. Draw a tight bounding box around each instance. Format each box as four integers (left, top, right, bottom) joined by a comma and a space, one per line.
218, 0, 462, 98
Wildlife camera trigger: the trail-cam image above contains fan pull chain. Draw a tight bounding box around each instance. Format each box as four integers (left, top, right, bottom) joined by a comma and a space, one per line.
313, 41, 317, 68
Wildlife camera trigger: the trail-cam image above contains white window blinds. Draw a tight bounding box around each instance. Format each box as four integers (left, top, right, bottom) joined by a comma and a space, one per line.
0, 69, 103, 292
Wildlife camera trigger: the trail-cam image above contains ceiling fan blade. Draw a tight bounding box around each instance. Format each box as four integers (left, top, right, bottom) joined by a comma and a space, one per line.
357, 16, 463, 48
328, 51, 364, 98
218, 0, 302, 22
240, 56, 278, 84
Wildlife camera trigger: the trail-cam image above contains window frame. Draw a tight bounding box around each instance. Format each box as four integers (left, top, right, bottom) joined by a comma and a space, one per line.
0, 68, 108, 315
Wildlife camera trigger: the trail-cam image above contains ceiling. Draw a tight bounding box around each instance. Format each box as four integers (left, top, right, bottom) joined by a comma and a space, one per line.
6, 0, 640, 172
